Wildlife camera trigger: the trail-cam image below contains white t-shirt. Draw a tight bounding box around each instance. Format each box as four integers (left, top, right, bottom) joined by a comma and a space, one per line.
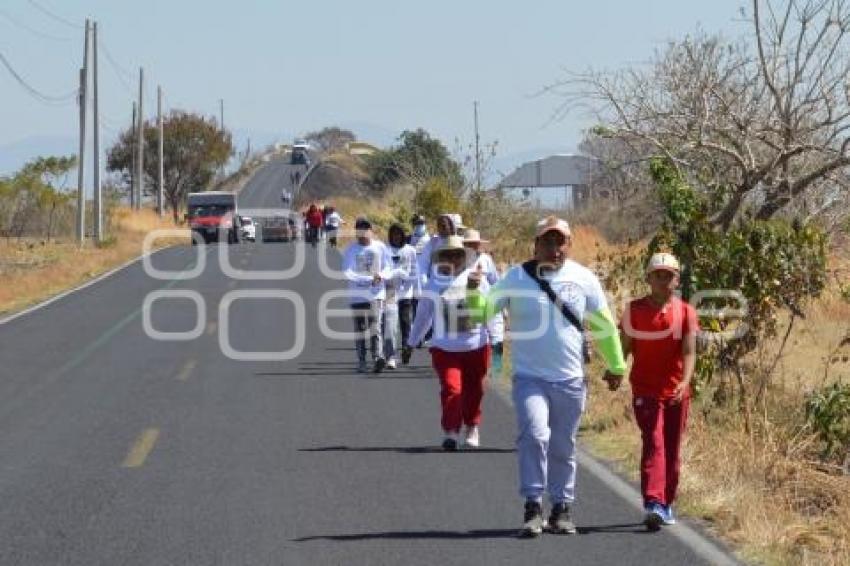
342, 240, 392, 304
408, 268, 490, 352
488, 260, 608, 382
386, 244, 419, 302
325, 211, 342, 230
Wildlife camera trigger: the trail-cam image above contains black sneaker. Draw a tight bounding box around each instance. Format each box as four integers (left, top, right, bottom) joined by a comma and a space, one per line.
401, 346, 412, 365
520, 500, 544, 538
373, 358, 386, 374
547, 502, 577, 534
441, 434, 458, 452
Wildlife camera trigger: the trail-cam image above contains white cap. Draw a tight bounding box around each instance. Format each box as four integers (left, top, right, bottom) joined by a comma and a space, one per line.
646, 252, 680, 274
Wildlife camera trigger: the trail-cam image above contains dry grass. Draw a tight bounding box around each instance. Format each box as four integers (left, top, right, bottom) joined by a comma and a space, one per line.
0, 207, 187, 316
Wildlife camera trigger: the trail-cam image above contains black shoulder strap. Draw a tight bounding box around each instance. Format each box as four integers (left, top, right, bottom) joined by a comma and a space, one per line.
521, 260, 583, 332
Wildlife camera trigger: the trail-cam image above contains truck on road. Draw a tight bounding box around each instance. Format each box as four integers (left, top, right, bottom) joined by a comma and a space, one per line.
187, 191, 240, 245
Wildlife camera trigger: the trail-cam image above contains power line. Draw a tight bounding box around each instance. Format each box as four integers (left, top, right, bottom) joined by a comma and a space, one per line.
0, 50, 77, 105
26, 0, 82, 30
99, 35, 134, 95
0, 8, 73, 42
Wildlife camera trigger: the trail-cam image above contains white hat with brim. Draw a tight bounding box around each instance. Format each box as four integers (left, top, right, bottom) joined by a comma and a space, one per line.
462, 229, 489, 244
436, 235, 466, 254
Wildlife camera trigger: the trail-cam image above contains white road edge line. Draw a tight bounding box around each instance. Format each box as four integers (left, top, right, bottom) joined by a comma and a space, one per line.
0, 247, 173, 326
489, 381, 739, 565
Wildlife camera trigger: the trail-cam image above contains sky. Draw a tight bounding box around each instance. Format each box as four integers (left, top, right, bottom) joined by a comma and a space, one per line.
0, 0, 747, 177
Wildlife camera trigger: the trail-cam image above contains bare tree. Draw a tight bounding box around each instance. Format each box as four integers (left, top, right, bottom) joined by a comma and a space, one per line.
551, 0, 850, 231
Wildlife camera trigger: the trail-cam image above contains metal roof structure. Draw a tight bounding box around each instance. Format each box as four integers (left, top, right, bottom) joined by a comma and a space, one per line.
497, 154, 596, 188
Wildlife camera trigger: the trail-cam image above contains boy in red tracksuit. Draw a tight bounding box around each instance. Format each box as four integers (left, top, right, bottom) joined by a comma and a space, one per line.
605, 252, 699, 531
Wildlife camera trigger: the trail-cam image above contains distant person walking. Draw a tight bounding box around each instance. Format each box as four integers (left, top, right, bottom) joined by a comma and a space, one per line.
609, 252, 698, 531
468, 216, 626, 537
463, 229, 505, 373
324, 206, 344, 248
409, 236, 490, 451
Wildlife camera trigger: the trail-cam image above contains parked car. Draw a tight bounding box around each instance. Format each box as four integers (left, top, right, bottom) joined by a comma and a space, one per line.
262, 215, 295, 242
240, 216, 256, 241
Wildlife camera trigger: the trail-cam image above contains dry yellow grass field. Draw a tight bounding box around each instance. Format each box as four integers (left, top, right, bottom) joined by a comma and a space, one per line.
0, 207, 187, 316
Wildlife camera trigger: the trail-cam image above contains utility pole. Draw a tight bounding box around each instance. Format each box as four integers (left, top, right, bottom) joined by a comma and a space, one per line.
473, 101, 481, 192
76, 19, 90, 244
136, 67, 144, 210
219, 98, 225, 178
157, 85, 164, 218
92, 21, 102, 242
130, 101, 136, 208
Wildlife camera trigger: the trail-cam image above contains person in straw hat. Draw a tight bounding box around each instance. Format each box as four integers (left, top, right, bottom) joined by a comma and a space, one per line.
463, 229, 506, 374
408, 235, 491, 451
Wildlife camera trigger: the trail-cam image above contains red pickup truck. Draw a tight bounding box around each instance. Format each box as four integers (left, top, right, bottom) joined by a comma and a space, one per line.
187, 191, 240, 245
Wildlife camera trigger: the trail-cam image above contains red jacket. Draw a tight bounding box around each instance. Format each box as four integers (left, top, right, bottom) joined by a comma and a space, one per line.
306, 209, 324, 228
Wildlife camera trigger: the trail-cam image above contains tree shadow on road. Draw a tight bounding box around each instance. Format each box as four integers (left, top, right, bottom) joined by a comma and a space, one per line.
299, 445, 515, 454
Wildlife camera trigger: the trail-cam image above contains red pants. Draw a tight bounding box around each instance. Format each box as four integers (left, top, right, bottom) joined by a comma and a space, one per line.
430, 346, 490, 433
633, 396, 690, 505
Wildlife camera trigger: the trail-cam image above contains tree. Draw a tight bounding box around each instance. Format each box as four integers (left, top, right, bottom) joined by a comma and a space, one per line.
106, 111, 232, 221
304, 126, 356, 153
366, 129, 464, 193
551, 0, 850, 231
0, 156, 76, 240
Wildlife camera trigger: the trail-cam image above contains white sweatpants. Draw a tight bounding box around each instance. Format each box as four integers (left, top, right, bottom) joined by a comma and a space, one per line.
512, 377, 587, 505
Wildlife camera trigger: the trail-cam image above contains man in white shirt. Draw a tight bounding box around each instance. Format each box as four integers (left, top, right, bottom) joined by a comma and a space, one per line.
467, 216, 627, 537
342, 217, 393, 373
463, 229, 504, 364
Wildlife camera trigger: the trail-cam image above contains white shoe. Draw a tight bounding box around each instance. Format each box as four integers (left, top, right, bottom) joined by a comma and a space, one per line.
386, 358, 397, 370
463, 425, 480, 448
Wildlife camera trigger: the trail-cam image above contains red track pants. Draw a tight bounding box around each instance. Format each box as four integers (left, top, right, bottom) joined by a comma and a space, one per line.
430, 346, 490, 433
633, 395, 690, 506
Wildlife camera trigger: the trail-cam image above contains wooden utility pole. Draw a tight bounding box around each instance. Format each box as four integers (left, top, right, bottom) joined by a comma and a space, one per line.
158, 85, 164, 218
473, 101, 482, 192
76, 19, 90, 244
92, 21, 102, 242
136, 67, 144, 210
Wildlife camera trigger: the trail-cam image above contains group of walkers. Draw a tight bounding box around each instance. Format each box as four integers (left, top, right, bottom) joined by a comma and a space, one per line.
341, 211, 699, 537
303, 203, 344, 247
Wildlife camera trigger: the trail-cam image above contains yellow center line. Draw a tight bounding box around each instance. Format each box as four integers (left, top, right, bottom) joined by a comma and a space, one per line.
206, 321, 218, 336
176, 359, 197, 381
122, 428, 160, 468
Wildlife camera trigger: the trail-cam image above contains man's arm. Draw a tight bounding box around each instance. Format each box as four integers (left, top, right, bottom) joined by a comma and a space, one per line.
674, 327, 697, 402
585, 308, 627, 377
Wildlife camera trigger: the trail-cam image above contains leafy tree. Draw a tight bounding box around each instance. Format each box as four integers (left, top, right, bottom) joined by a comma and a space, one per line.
366, 129, 464, 193
0, 156, 76, 240
648, 159, 827, 426
304, 126, 356, 153
106, 111, 233, 221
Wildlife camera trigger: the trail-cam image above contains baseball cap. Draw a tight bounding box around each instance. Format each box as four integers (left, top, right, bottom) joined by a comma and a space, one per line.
535, 216, 571, 239
646, 252, 680, 274
354, 217, 372, 230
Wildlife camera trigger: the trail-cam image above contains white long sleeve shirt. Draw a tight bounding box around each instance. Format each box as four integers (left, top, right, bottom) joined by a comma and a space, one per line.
342, 239, 393, 305
408, 268, 490, 352
386, 243, 419, 303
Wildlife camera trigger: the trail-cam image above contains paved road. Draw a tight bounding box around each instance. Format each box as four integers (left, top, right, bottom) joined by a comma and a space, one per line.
0, 159, 737, 565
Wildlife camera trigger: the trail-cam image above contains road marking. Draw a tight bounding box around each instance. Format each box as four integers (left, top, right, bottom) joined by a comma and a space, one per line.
122, 428, 160, 468
176, 359, 197, 381
228, 280, 238, 289
206, 321, 218, 336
